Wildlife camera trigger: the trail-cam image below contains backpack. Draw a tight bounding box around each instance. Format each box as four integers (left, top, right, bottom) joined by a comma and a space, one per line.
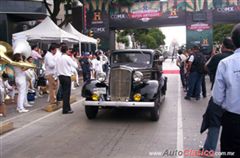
192, 52, 206, 74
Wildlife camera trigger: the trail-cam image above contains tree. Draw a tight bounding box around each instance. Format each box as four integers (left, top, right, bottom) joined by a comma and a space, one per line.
43, 0, 82, 26
138, 34, 157, 49
213, 24, 234, 43
116, 31, 129, 47
43, 0, 64, 23
117, 28, 165, 49
148, 28, 165, 46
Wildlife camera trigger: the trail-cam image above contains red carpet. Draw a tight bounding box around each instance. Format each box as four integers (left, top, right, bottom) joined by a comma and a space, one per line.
162, 70, 179, 74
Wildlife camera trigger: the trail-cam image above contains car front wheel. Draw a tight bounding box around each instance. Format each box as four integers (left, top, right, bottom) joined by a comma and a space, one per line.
150, 96, 160, 121
85, 106, 99, 119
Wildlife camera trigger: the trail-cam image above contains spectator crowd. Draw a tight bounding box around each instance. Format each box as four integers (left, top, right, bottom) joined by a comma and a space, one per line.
0, 42, 109, 115
176, 25, 239, 157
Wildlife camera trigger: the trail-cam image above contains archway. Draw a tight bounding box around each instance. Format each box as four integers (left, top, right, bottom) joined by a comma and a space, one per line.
83, 0, 240, 52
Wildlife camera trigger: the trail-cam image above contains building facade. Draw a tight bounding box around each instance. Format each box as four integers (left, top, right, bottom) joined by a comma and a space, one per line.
0, 0, 51, 43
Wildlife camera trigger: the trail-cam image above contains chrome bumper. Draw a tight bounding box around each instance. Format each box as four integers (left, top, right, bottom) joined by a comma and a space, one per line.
84, 100, 154, 107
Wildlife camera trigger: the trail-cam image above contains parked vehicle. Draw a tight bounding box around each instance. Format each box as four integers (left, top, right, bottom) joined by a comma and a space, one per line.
81, 49, 167, 121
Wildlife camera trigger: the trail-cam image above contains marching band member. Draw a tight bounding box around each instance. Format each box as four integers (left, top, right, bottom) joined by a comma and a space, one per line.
12, 53, 30, 113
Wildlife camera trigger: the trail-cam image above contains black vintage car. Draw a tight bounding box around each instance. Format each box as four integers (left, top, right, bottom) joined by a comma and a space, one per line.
81, 49, 167, 121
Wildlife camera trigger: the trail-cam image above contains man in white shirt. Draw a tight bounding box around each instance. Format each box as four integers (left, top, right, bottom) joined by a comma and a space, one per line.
176, 49, 188, 90
44, 43, 58, 104
97, 50, 109, 75
56, 45, 78, 114
212, 24, 240, 157
92, 56, 103, 75
55, 44, 63, 102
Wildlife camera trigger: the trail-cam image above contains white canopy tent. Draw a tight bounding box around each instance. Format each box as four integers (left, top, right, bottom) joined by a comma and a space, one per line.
63, 23, 98, 55
63, 23, 97, 44
12, 16, 79, 43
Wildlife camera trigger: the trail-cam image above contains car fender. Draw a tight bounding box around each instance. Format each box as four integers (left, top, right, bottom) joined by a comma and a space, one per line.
139, 80, 160, 101
81, 80, 107, 98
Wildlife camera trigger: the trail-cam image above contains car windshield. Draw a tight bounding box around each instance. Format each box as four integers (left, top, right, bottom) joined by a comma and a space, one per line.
111, 51, 152, 67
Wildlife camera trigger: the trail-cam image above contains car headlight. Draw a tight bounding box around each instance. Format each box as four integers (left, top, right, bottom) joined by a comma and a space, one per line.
133, 71, 143, 82
96, 72, 106, 82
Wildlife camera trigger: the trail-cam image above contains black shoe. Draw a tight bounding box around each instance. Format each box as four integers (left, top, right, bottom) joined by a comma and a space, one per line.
184, 96, 191, 100
62, 110, 74, 114
196, 97, 200, 100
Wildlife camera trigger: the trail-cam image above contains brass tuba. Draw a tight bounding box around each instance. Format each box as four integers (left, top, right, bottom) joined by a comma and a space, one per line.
0, 41, 36, 69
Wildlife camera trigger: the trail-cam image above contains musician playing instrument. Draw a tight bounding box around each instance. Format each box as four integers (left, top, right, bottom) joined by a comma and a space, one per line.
12, 53, 31, 112
0, 40, 35, 113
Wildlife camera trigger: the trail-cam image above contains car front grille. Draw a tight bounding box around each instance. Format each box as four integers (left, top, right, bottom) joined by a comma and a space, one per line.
110, 68, 132, 101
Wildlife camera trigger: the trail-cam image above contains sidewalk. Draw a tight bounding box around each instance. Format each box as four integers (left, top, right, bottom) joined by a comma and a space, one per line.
0, 83, 83, 134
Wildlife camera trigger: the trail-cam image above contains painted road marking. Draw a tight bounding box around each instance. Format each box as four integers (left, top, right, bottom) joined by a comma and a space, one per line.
0, 98, 85, 139
177, 76, 184, 158
2, 107, 43, 123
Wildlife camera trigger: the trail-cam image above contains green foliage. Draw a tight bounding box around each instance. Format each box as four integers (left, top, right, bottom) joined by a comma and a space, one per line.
148, 28, 165, 46
117, 28, 165, 49
117, 31, 129, 47
139, 34, 157, 49
136, 28, 165, 49
213, 24, 234, 43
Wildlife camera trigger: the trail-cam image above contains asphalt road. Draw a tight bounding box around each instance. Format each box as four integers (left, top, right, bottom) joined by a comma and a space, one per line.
0, 59, 218, 158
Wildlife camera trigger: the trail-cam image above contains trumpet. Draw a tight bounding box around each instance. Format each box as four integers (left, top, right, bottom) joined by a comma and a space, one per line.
0, 41, 35, 69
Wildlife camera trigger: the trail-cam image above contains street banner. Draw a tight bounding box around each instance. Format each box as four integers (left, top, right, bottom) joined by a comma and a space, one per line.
84, 0, 110, 51
186, 11, 213, 55
109, 0, 186, 29
212, 0, 240, 23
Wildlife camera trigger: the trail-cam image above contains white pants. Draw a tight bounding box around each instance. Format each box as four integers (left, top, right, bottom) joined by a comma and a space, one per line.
16, 78, 28, 110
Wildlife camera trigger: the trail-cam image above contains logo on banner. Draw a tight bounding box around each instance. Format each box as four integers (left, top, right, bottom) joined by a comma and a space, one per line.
168, 8, 178, 18
93, 11, 101, 21
111, 14, 128, 20
91, 27, 106, 33
92, 11, 103, 24
216, 6, 236, 13
202, 39, 209, 46
169, 8, 178, 18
